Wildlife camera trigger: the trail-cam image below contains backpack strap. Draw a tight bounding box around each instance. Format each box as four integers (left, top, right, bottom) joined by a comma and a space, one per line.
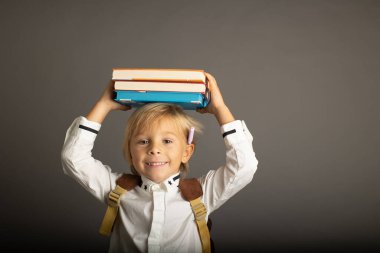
99, 174, 141, 236
99, 175, 212, 253
179, 178, 211, 253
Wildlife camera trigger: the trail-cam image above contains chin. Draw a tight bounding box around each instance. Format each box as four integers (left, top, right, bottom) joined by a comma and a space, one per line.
142, 172, 162, 182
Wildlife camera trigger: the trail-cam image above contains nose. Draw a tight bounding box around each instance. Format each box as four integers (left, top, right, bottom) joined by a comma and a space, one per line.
148, 149, 161, 155
148, 142, 161, 155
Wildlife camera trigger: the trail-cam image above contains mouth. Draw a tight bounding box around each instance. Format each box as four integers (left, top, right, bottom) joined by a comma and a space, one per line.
144, 161, 168, 168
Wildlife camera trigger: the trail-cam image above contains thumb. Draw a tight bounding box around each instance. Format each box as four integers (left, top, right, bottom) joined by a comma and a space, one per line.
120, 105, 132, 111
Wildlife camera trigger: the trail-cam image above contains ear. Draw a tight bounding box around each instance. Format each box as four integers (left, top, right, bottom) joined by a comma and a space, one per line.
181, 144, 195, 163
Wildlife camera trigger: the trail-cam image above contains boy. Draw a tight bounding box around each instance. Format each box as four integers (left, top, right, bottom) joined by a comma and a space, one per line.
61, 72, 258, 253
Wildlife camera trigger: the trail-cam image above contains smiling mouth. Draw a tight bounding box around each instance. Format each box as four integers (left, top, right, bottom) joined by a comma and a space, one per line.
145, 162, 168, 167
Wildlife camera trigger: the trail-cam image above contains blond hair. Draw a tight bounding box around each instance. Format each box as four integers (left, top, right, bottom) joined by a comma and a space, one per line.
123, 103, 203, 176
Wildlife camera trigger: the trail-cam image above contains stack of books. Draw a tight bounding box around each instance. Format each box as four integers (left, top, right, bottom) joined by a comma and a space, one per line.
112, 68, 209, 110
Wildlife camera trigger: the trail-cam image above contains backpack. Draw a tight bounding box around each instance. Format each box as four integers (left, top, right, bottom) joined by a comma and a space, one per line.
99, 174, 213, 253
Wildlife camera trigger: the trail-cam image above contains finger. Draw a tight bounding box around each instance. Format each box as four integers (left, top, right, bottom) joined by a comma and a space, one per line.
205, 72, 213, 79
108, 80, 115, 88
196, 108, 207, 114
105, 80, 115, 94
205, 72, 216, 83
205, 73, 218, 90
122, 105, 132, 111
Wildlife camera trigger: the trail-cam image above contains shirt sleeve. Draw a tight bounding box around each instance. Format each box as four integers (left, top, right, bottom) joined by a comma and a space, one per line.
61, 116, 121, 204
199, 120, 259, 214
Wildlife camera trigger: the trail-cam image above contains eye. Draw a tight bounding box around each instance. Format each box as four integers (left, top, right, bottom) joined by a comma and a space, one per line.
163, 139, 173, 144
138, 139, 149, 145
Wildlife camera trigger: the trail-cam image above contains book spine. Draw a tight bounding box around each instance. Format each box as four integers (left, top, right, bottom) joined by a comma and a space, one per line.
113, 91, 208, 109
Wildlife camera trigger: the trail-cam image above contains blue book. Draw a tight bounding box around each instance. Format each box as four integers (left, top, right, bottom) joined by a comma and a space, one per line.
113, 90, 209, 110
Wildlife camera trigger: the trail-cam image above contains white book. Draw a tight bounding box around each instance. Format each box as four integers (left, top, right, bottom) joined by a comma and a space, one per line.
114, 81, 206, 93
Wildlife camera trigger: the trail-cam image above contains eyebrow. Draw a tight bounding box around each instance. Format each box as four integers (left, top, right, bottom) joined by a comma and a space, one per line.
162, 131, 178, 136
134, 131, 179, 138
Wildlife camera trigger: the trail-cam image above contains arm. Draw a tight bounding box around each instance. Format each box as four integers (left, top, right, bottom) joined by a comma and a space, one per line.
197, 73, 259, 213
61, 81, 131, 202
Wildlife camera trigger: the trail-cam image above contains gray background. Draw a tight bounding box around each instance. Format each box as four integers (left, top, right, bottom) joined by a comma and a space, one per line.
1, 0, 379, 252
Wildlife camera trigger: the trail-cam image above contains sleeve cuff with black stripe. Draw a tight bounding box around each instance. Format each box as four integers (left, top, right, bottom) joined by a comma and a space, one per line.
220, 120, 253, 146
77, 116, 102, 140
79, 124, 99, 134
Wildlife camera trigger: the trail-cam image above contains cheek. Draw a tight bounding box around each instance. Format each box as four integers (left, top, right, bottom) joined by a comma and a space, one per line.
130, 147, 142, 164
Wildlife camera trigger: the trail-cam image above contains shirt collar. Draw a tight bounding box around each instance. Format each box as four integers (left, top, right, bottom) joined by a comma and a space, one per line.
140, 173, 181, 193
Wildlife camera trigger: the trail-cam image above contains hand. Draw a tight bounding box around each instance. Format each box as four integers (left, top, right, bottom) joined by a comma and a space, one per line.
98, 80, 131, 112
196, 72, 235, 125
196, 72, 227, 115
86, 80, 131, 124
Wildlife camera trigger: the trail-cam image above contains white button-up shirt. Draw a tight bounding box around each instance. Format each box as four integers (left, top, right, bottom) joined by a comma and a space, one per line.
61, 116, 258, 253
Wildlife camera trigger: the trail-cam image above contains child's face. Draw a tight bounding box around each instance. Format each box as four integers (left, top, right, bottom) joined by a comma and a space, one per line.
130, 117, 194, 183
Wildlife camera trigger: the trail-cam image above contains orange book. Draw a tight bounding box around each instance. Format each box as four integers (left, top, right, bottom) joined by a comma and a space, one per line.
112, 68, 206, 83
